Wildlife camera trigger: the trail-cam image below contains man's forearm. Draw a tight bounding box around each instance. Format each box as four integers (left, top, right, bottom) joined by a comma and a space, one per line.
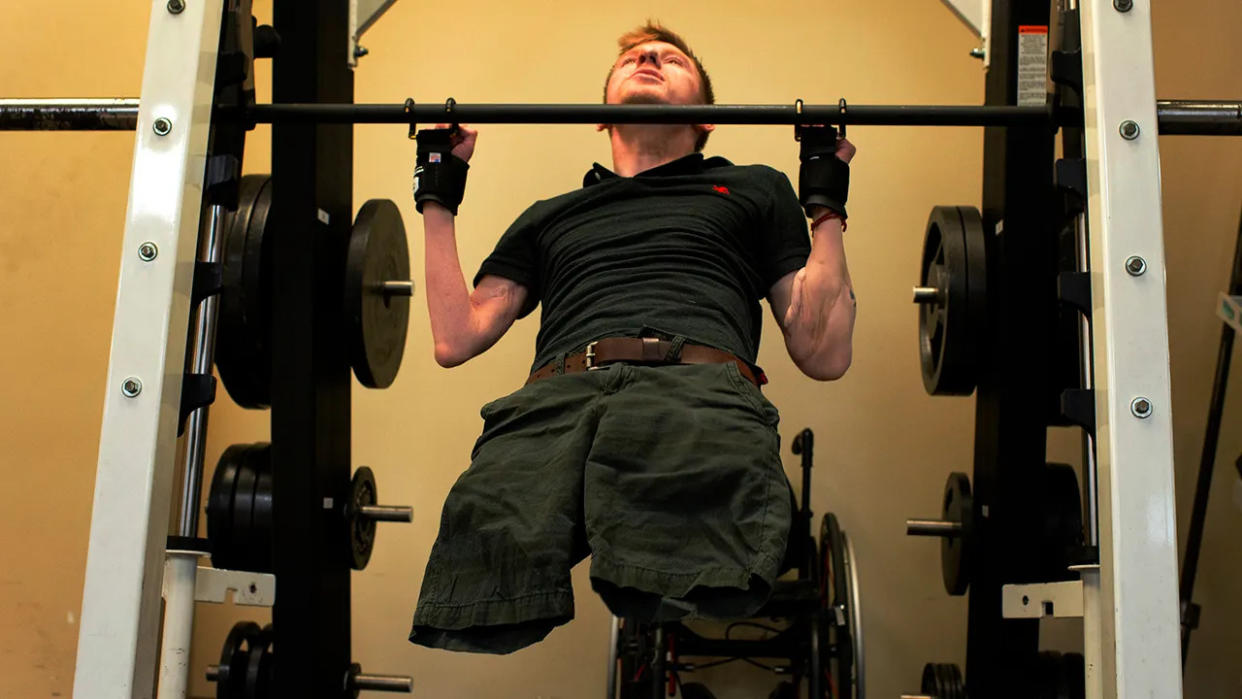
784, 218, 856, 379
422, 204, 477, 365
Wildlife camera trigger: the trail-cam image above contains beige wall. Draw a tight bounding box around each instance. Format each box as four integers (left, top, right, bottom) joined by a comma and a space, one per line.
1, 1, 1239, 697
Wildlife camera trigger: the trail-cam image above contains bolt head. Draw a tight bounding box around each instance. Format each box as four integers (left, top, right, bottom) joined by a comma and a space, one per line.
1131, 397, 1153, 418
1125, 255, 1147, 276
138, 242, 159, 261
121, 377, 143, 397
167, 0, 185, 13
153, 117, 173, 136
1119, 120, 1141, 140
354, 45, 370, 59
1114, 0, 1133, 11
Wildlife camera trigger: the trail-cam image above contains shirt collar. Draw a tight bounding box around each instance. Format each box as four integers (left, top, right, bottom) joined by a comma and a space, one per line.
582, 153, 732, 187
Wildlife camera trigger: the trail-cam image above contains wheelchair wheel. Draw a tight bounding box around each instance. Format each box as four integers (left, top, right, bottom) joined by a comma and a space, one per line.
819, 512, 864, 699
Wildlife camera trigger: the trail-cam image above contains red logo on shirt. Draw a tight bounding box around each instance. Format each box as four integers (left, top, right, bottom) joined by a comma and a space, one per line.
712, 185, 730, 195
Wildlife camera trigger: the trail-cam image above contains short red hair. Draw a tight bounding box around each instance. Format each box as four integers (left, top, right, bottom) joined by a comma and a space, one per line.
603, 21, 715, 151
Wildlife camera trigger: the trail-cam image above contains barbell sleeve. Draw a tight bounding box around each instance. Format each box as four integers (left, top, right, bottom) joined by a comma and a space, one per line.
380, 280, 414, 297
359, 504, 413, 522
352, 673, 414, 692
906, 519, 963, 537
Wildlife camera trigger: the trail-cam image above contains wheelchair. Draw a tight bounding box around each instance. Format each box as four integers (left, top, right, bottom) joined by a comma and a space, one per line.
607, 428, 864, 699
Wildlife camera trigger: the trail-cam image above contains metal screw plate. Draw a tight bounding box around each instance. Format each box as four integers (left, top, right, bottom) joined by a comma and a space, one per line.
153, 117, 173, 136
1125, 255, 1147, 276
167, 0, 185, 13
121, 377, 143, 397
1130, 397, 1153, 418
1114, 0, 1133, 11
1119, 120, 1141, 140
138, 242, 159, 261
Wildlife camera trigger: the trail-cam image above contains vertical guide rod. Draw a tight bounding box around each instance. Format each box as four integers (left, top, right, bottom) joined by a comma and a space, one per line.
157, 203, 225, 699
177, 204, 225, 537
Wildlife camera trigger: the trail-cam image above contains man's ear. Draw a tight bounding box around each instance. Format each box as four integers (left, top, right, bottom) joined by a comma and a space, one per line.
695, 123, 716, 136
597, 123, 611, 134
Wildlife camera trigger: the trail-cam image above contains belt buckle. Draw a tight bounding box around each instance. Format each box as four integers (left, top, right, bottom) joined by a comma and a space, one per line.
584, 341, 599, 370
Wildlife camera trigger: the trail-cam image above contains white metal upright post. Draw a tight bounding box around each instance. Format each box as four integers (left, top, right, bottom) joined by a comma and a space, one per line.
1079, 0, 1182, 697
73, 2, 224, 697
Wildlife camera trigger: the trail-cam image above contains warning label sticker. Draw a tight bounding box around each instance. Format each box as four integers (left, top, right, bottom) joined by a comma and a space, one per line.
1018, 25, 1049, 107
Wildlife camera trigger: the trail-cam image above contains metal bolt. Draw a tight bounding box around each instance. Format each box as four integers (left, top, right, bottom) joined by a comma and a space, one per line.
1125, 255, 1147, 276
969, 48, 985, 60
1114, 0, 1133, 11
1130, 397, 1153, 419
1119, 120, 1140, 140
138, 242, 159, 261
167, 0, 185, 13
121, 377, 143, 397
354, 45, 369, 59
153, 117, 173, 136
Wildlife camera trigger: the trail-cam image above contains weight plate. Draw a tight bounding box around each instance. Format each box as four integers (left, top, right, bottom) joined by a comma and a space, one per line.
245, 444, 274, 574
348, 466, 378, 570
345, 199, 410, 389
941, 472, 973, 596
918, 205, 986, 396
229, 446, 260, 571
244, 624, 274, 699
216, 174, 274, 409
920, 662, 964, 699
1041, 462, 1085, 579
207, 445, 247, 570
217, 621, 261, 699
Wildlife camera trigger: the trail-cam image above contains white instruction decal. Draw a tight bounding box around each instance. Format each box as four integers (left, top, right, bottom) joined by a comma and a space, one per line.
1018, 26, 1049, 106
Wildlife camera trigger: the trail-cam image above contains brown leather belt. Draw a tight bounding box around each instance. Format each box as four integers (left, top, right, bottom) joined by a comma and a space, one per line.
526, 337, 767, 387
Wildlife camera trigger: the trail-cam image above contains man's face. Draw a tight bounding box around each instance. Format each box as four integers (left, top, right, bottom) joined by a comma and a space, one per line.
605, 41, 705, 106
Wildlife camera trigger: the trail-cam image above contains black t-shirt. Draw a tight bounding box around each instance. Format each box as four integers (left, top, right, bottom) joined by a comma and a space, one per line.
474, 153, 811, 372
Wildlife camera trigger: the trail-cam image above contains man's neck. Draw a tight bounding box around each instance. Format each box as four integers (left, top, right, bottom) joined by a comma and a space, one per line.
609, 125, 698, 177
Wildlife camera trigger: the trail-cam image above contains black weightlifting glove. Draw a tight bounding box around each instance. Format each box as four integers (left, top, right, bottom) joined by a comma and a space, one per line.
798, 125, 849, 219
413, 128, 469, 215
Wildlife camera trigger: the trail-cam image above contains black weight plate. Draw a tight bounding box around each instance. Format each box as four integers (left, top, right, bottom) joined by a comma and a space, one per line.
244, 624, 274, 699
216, 174, 274, 409
245, 444, 274, 574
1040, 462, 1085, 579
960, 205, 987, 379
218, 621, 261, 699
941, 472, 973, 596
345, 199, 410, 389
920, 662, 964, 699
207, 445, 247, 570
348, 466, 378, 570
229, 446, 260, 572
819, 512, 854, 699
918, 206, 986, 396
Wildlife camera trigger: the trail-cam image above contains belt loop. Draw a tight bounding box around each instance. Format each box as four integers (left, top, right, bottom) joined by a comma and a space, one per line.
555, 352, 567, 376
664, 335, 688, 362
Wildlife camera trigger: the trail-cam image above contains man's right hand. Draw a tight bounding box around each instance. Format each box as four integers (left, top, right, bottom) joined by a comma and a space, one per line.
432, 122, 478, 162
414, 124, 474, 215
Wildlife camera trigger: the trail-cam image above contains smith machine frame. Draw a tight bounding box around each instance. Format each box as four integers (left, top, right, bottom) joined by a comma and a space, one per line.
1, 0, 1235, 696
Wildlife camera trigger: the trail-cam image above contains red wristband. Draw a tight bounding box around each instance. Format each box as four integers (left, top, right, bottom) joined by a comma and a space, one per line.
812, 211, 847, 232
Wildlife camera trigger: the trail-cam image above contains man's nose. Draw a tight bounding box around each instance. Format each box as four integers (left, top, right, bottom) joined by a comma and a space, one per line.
637, 49, 660, 67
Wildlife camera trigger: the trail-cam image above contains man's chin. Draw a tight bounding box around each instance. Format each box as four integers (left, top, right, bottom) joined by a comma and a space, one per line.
618, 91, 669, 106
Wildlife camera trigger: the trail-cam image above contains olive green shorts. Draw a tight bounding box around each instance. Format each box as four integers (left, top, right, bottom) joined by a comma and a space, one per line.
409, 362, 791, 654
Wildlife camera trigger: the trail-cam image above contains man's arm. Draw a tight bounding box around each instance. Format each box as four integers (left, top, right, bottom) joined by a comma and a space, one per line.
770, 136, 858, 380
417, 125, 528, 367
768, 213, 855, 380
423, 203, 528, 367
